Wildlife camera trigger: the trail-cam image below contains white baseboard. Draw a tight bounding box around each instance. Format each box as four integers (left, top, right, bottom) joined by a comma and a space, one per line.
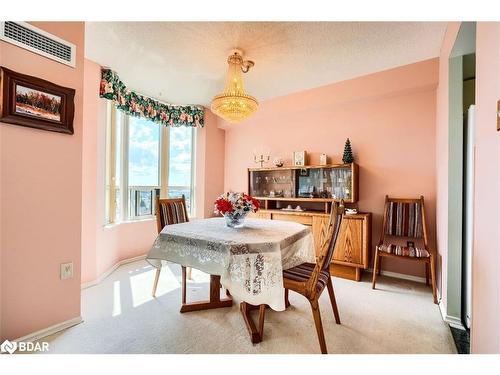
14, 316, 83, 343
439, 300, 466, 330
367, 268, 427, 284
370, 269, 465, 329
12, 256, 147, 344
81, 254, 147, 289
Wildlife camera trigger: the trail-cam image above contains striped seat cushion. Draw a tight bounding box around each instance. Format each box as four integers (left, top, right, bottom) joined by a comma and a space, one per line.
377, 243, 430, 258
160, 201, 188, 226
283, 263, 330, 293
385, 201, 423, 238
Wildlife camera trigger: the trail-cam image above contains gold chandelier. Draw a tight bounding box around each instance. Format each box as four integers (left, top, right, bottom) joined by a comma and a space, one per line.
211, 49, 258, 124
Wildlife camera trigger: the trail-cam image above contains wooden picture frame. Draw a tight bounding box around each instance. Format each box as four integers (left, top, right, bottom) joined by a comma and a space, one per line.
0, 67, 75, 134
293, 150, 306, 166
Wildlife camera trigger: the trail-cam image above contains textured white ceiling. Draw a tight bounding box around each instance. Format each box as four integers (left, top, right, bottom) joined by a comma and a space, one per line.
85, 22, 446, 106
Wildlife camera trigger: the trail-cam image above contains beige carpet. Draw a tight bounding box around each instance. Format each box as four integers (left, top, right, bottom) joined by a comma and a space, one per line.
41, 260, 456, 354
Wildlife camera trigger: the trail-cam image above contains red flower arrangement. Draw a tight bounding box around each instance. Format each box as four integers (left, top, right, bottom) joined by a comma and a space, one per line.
214, 192, 260, 217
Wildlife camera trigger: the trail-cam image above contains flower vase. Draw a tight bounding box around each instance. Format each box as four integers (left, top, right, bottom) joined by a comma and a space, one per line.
224, 212, 248, 228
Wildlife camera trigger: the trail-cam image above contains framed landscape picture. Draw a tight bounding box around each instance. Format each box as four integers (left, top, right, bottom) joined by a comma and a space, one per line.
0, 67, 75, 134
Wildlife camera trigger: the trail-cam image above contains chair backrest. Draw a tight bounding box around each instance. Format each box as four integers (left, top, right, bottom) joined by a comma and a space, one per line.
318, 200, 344, 269
306, 201, 344, 298
318, 201, 339, 250
380, 195, 428, 246
155, 195, 189, 234
322, 203, 344, 270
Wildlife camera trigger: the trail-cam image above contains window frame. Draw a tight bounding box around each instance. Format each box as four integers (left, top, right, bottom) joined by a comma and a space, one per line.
126, 113, 160, 220
105, 101, 120, 225
166, 126, 196, 216
105, 105, 196, 225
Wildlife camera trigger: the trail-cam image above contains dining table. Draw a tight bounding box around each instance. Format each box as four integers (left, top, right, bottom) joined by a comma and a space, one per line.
146, 217, 315, 343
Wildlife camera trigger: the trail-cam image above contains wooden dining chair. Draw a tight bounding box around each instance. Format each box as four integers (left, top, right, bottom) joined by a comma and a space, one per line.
372, 195, 437, 304
152, 195, 190, 298
282, 201, 344, 354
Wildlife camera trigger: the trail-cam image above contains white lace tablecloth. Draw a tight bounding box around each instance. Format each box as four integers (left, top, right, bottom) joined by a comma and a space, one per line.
146, 217, 315, 311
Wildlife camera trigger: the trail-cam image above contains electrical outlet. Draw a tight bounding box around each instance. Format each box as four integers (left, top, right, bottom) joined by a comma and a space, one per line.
60, 262, 73, 280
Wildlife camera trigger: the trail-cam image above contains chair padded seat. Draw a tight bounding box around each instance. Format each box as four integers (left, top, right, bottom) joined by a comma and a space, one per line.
377, 243, 430, 258
283, 263, 330, 292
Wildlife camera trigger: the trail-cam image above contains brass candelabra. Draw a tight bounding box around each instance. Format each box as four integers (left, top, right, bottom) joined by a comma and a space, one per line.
254, 154, 270, 168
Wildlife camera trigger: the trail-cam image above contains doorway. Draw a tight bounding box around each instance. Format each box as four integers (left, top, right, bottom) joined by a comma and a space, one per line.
447, 22, 476, 353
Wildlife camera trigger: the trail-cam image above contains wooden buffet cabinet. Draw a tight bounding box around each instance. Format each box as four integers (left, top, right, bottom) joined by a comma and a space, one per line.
247, 163, 371, 281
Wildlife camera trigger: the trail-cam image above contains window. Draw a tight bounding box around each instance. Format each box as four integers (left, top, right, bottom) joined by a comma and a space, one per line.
105, 105, 195, 224
128, 116, 161, 219
168, 127, 194, 212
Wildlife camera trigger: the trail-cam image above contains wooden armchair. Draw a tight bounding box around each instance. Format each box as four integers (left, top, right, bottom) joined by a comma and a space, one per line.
152, 195, 190, 299
372, 196, 437, 304
282, 201, 344, 354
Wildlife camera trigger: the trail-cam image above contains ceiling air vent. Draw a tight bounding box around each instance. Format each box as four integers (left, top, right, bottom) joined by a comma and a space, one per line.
0, 21, 76, 67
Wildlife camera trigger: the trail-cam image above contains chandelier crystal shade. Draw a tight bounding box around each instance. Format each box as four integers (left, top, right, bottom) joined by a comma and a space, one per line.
211, 50, 258, 124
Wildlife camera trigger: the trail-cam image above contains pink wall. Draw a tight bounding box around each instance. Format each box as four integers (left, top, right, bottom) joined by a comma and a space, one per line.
471, 23, 500, 354
196, 110, 226, 218
81, 59, 100, 283
94, 221, 157, 281
434, 23, 461, 313
0, 22, 85, 340
223, 59, 439, 278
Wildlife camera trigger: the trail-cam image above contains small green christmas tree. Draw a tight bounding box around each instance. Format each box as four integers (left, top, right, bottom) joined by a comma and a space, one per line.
342, 138, 354, 164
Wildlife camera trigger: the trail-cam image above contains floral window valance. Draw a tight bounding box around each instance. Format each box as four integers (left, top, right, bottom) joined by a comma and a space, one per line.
99, 68, 204, 128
